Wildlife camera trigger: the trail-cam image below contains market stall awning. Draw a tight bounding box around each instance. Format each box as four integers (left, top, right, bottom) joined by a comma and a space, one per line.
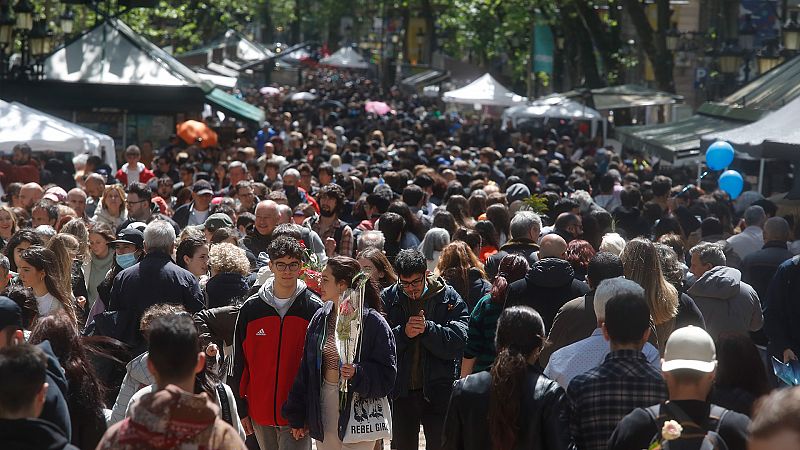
581, 84, 683, 110
0, 100, 116, 168
442, 73, 525, 107
401, 70, 449, 89
45, 18, 206, 88
319, 47, 369, 69
204, 88, 265, 124
701, 94, 800, 160
616, 114, 744, 165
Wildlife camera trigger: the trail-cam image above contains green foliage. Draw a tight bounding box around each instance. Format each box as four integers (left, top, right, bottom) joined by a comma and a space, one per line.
522, 194, 549, 215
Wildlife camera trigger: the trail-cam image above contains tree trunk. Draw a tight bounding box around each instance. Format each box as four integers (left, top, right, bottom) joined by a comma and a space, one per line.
562, 4, 605, 88
420, 0, 436, 64
261, 0, 274, 44
622, 0, 675, 92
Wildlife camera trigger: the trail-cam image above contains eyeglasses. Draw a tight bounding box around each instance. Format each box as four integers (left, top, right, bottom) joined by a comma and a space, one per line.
398, 277, 424, 290
273, 261, 301, 272
126, 200, 148, 206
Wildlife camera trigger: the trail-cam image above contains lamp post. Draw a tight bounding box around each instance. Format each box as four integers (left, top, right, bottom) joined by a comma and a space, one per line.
783, 11, 800, 52
756, 39, 783, 75
665, 23, 680, 52
738, 16, 756, 84
60, 7, 74, 35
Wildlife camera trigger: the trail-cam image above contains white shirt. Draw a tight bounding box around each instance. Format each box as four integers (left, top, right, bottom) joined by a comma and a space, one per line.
36, 292, 62, 317
124, 162, 146, 186
726, 226, 764, 261
544, 328, 661, 390
188, 207, 210, 226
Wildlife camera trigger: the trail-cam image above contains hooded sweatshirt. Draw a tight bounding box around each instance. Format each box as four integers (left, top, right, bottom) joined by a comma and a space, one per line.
97, 385, 246, 450
109, 352, 154, 425
686, 266, 763, 341
0, 418, 79, 450
258, 278, 307, 318
506, 258, 590, 333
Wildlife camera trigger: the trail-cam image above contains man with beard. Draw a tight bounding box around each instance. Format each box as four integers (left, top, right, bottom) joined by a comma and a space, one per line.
304, 184, 353, 257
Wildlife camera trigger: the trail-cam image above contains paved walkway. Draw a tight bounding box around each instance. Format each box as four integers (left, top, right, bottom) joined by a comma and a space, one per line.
312, 429, 427, 449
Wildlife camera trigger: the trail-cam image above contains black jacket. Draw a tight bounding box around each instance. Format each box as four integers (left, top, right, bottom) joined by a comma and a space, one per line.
38, 341, 72, 442
108, 252, 204, 347
442, 366, 569, 450
0, 418, 80, 450
484, 239, 539, 279
506, 258, 590, 333
381, 275, 469, 399
740, 241, 794, 300
243, 230, 273, 258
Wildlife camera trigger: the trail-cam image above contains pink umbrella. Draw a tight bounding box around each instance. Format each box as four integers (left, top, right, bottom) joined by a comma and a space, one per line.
365, 101, 392, 116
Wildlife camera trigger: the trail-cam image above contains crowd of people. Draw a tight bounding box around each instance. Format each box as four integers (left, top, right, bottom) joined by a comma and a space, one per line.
0, 71, 799, 450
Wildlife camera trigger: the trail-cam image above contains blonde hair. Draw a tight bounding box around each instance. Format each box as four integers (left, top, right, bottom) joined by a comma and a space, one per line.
47, 234, 80, 301
60, 218, 89, 261
0, 205, 18, 236
101, 185, 127, 214
620, 238, 679, 325
208, 243, 250, 276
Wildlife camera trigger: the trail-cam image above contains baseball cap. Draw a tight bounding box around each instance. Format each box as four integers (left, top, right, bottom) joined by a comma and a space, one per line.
0, 296, 22, 329
110, 228, 145, 249
192, 180, 214, 196
203, 213, 234, 231
43, 186, 68, 203
662, 326, 717, 373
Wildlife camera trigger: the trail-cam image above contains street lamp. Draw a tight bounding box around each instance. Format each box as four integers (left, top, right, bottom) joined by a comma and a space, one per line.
783, 11, 800, 51
718, 42, 743, 75
29, 20, 53, 57
665, 23, 680, 51
13, 0, 33, 32
60, 7, 75, 35
756, 39, 783, 75
0, 5, 14, 47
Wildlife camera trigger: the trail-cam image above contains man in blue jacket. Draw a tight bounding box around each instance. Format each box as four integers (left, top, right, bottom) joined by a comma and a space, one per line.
381, 249, 468, 450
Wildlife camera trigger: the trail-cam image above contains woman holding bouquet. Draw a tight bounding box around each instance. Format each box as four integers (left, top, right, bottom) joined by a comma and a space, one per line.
283, 256, 397, 450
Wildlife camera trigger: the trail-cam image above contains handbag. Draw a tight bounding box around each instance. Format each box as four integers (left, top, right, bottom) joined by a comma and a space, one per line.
341, 320, 392, 444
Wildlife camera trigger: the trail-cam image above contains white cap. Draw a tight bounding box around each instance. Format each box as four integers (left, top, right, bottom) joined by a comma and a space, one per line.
662, 326, 717, 373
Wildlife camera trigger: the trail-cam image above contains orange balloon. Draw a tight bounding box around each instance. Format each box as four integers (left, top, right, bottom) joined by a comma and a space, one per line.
176, 120, 218, 148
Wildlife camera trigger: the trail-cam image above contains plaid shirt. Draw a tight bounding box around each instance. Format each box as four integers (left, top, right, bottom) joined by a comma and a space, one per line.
305, 216, 354, 258
567, 349, 667, 450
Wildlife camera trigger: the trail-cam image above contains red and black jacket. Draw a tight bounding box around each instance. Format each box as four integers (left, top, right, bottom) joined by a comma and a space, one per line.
231, 288, 322, 426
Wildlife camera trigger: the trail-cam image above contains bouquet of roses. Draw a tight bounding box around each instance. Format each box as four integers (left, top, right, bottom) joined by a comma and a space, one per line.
335, 271, 370, 394
298, 241, 324, 293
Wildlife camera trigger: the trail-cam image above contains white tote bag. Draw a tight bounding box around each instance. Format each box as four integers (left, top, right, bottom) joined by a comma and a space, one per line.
341, 392, 392, 443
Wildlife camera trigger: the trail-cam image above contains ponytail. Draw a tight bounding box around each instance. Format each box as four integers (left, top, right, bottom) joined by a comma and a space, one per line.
490, 274, 508, 304
488, 347, 529, 450
488, 306, 546, 450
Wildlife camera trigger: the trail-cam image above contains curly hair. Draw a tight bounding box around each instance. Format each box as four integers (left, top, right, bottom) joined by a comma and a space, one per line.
208, 243, 250, 276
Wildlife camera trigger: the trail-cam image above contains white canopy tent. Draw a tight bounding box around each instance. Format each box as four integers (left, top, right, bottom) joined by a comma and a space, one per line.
0, 100, 116, 169
319, 47, 370, 70
502, 95, 607, 140
442, 73, 526, 107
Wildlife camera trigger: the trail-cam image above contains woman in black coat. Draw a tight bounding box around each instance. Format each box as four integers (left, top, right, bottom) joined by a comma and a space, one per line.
442, 306, 569, 450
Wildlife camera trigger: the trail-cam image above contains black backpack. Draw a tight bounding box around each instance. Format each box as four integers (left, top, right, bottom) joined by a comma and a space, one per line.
645, 402, 730, 450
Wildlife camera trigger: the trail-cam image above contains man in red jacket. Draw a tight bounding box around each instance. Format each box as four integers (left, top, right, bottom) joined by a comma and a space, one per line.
115, 145, 155, 186
232, 236, 322, 450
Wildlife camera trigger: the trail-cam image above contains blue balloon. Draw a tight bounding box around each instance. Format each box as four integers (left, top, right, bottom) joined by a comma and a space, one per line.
719, 170, 744, 199
706, 141, 735, 170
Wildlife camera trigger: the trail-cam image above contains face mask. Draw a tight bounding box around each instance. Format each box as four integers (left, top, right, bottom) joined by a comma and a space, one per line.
116, 252, 137, 269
